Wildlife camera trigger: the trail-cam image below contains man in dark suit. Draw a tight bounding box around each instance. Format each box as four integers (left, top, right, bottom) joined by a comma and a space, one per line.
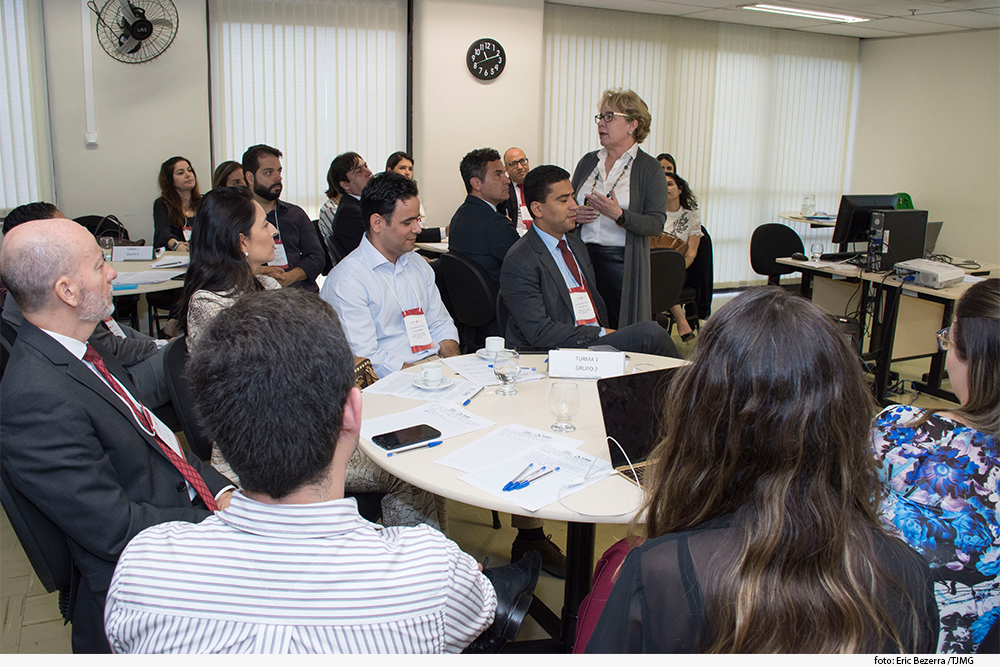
500, 147, 533, 233
0, 219, 234, 653
448, 148, 519, 284
330, 151, 374, 260
500, 166, 679, 357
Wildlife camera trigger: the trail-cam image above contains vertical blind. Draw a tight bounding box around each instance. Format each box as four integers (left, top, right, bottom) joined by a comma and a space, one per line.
1, 0, 52, 212
541, 5, 859, 286
209, 0, 406, 219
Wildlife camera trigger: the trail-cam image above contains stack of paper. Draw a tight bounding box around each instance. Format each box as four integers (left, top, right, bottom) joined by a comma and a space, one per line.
442, 355, 544, 387
363, 370, 482, 403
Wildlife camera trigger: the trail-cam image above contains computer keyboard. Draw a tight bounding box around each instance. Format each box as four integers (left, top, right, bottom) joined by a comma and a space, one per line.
820, 251, 861, 262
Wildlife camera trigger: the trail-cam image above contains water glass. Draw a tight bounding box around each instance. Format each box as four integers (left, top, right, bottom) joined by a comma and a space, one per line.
810, 243, 824, 262
98, 237, 114, 261
632, 363, 657, 374
493, 350, 520, 396
801, 194, 817, 216
549, 381, 579, 432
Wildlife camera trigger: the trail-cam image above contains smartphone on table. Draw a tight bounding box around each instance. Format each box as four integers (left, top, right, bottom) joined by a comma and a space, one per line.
372, 424, 442, 451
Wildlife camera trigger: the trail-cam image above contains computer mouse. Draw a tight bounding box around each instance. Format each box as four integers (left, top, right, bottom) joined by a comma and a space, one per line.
791, 252, 809, 261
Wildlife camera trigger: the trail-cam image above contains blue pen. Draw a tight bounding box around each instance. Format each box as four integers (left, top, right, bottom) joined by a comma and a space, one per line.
113, 284, 138, 290
503, 463, 534, 491
488, 364, 536, 371
509, 466, 547, 491
462, 387, 484, 406
513, 467, 559, 490
387, 440, 443, 457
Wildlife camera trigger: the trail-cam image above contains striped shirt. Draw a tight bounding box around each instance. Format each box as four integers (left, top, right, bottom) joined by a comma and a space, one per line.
104, 493, 496, 653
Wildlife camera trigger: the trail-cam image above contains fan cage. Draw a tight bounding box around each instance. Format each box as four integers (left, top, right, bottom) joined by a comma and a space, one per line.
94, 0, 179, 64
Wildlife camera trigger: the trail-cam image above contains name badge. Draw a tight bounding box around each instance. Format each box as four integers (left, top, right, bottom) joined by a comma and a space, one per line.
569, 287, 598, 326
402, 307, 434, 353
182, 226, 193, 242
103, 317, 126, 339
269, 240, 289, 269
548, 349, 626, 379
518, 205, 532, 225
111, 246, 153, 261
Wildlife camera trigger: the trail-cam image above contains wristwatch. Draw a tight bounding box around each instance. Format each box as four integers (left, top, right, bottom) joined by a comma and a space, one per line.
615, 212, 626, 226
167, 239, 177, 250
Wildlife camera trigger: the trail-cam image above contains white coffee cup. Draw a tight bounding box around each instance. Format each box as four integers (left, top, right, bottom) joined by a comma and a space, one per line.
485, 336, 505, 354
420, 362, 443, 386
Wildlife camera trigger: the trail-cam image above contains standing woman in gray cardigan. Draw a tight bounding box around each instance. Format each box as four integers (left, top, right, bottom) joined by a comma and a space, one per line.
571, 89, 667, 328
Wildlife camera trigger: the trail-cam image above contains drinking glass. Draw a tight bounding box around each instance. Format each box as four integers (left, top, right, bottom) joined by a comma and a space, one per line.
632, 363, 656, 374
810, 243, 824, 262
493, 350, 520, 396
801, 194, 817, 216
549, 381, 579, 432
98, 237, 114, 261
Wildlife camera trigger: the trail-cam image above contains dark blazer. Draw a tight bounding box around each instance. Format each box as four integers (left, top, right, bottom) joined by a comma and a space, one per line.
331, 194, 364, 262
500, 226, 609, 350
0, 321, 230, 651
448, 195, 520, 284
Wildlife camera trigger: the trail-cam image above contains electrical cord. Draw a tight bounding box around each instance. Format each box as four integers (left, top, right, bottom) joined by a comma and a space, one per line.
555, 436, 642, 518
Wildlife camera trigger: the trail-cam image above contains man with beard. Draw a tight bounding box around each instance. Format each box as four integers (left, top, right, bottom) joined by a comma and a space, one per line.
0, 219, 234, 652
242, 144, 324, 291
499, 147, 532, 233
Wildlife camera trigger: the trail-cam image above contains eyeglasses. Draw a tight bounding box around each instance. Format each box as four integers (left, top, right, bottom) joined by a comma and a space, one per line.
594, 111, 630, 124
506, 158, 529, 168
936, 327, 951, 351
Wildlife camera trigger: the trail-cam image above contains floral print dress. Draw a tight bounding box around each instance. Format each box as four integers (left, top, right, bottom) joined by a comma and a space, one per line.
871, 404, 1000, 653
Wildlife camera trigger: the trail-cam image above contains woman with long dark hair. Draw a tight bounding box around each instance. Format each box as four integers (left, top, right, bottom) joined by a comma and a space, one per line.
178, 187, 279, 350
154, 156, 202, 251
211, 160, 246, 190
870, 278, 999, 653
587, 287, 938, 653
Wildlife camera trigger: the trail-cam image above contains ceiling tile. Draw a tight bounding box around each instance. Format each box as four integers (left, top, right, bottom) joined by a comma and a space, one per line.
796, 23, 908, 38
684, 7, 821, 28
911, 10, 1000, 27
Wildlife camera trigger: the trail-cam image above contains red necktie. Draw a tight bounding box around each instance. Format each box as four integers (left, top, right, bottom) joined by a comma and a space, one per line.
83, 344, 218, 511
517, 186, 531, 228
556, 239, 601, 326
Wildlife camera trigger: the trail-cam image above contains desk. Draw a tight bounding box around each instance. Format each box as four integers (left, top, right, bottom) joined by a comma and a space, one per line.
358, 353, 686, 652
109, 251, 188, 296
777, 257, 990, 403
778, 211, 836, 228
415, 241, 449, 255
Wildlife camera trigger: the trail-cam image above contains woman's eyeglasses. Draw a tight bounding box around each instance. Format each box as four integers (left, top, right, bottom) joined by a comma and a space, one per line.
936, 327, 951, 351
594, 112, 629, 124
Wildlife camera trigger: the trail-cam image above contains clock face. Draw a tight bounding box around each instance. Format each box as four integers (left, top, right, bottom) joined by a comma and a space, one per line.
467, 38, 506, 81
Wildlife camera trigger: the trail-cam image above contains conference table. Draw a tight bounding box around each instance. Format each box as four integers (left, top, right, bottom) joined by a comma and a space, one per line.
109, 250, 188, 333
358, 352, 686, 652
776, 257, 994, 403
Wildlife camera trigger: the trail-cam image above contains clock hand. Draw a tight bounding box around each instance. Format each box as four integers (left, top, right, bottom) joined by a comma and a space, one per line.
475, 54, 500, 67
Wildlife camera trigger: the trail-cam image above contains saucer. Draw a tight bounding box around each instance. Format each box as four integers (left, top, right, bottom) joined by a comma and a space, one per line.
476, 348, 506, 360
412, 377, 455, 390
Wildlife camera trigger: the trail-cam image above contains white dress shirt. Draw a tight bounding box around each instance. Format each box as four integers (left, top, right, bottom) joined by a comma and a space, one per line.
577, 142, 639, 247
320, 234, 459, 378
532, 227, 606, 336
105, 493, 497, 653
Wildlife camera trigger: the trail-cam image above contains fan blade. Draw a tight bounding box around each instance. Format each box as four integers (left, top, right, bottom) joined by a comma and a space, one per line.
116, 0, 138, 24
149, 19, 173, 28
117, 35, 139, 54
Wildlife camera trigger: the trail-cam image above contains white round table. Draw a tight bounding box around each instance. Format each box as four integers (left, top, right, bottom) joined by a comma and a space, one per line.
358, 352, 687, 651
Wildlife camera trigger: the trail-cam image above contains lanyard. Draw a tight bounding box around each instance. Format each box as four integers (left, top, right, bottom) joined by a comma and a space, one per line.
590, 152, 634, 197
376, 264, 423, 313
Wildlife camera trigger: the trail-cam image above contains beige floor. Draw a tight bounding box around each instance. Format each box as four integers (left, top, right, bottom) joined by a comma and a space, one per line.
0, 327, 959, 654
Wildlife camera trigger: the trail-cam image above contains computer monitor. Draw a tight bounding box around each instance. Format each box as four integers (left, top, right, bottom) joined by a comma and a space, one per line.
831, 194, 898, 245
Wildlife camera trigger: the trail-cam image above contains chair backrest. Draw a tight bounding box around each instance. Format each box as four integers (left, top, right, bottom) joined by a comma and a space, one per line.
312, 219, 336, 275
750, 223, 804, 282
686, 225, 714, 320
496, 291, 510, 342
649, 249, 687, 317
1, 465, 72, 594
163, 336, 213, 461
1, 317, 16, 378
438, 252, 498, 328
74, 214, 130, 241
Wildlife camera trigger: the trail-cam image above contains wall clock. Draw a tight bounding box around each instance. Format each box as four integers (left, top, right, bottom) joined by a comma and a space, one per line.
467, 38, 506, 81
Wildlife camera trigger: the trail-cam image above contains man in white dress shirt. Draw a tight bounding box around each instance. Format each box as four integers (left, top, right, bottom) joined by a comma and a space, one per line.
321, 171, 460, 379
503, 147, 533, 233
104, 289, 507, 653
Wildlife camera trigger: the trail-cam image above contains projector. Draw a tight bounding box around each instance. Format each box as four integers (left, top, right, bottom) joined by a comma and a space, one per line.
893, 259, 965, 289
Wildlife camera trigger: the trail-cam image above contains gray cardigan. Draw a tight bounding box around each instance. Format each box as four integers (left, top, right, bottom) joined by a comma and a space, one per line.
570, 146, 666, 328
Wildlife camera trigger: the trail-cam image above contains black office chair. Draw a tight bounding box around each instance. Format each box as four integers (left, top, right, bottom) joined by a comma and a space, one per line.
312, 219, 336, 275
1, 317, 16, 379
650, 249, 687, 333
438, 252, 499, 354
146, 289, 180, 338
1, 466, 73, 619
163, 336, 213, 461
750, 223, 805, 286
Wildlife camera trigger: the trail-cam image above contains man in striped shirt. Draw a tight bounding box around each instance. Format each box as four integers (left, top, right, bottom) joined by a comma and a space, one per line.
104, 289, 498, 653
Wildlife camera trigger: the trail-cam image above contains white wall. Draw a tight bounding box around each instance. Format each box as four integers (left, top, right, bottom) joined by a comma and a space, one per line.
850, 30, 1000, 265
43, 0, 211, 242
412, 0, 544, 226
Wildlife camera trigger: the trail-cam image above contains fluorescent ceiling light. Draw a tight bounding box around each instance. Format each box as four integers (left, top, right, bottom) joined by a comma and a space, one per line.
743, 4, 870, 23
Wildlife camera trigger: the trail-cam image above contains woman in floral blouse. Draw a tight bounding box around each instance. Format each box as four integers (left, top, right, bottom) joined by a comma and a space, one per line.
870, 278, 999, 653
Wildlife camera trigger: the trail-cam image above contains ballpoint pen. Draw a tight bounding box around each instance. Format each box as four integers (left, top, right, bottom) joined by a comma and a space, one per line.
512, 467, 559, 490
387, 440, 443, 457
462, 387, 484, 406
503, 464, 535, 491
